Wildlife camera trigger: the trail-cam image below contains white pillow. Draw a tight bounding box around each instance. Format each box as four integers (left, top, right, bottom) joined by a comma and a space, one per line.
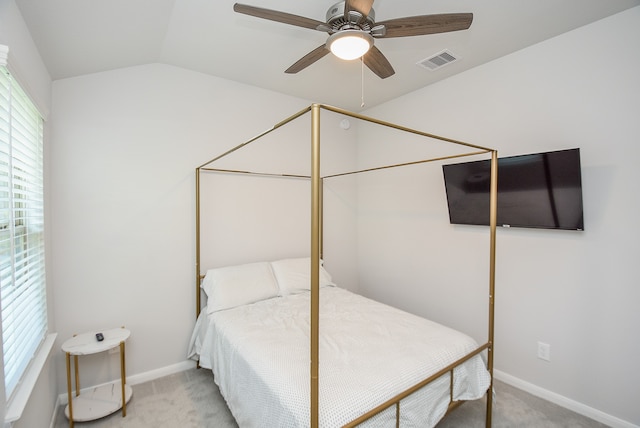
201, 262, 279, 313
271, 257, 335, 296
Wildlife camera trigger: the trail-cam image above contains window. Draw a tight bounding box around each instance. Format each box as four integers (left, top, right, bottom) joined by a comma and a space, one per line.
0, 64, 47, 401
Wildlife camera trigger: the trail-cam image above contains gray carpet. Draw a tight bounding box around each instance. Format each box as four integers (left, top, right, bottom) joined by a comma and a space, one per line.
53, 369, 237, 428
54, 368, 608, 427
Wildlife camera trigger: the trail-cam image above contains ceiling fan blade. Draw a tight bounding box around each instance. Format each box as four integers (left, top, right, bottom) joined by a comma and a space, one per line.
285, 45, 331, 74
377, 13, 473, 38
234, 3, 326, 31
345, 0, 374, 18
362, 46, 395, 79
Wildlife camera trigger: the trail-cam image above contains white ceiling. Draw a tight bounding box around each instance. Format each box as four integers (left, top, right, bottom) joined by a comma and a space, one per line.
15, 0, 640, 111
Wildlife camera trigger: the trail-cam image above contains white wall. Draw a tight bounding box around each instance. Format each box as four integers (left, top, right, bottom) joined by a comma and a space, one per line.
50, 64, 359, 398
360, 7, 640, 427
197, 105, 359, 287
0, 1, 55, 427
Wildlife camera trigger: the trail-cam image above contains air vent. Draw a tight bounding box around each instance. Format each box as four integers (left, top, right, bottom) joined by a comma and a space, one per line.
417, 50, 459, 71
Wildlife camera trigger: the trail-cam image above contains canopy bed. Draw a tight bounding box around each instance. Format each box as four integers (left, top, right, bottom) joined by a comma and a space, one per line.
190, 103, 498, 427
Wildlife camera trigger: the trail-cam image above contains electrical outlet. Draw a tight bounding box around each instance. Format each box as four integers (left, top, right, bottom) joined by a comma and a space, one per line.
537, 341, 551, 361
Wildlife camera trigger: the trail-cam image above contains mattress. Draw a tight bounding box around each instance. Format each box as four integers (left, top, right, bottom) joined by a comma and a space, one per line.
188, 286, 491, 427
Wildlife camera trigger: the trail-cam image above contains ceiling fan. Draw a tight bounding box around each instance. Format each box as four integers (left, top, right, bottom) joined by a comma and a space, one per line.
233, 0, 473, 79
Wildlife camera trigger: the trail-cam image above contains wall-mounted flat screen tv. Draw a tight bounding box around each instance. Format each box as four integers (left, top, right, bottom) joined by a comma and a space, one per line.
442, 148, 584, 230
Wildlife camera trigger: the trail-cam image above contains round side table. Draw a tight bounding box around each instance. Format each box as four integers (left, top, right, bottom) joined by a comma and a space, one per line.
61, 327, 132, 427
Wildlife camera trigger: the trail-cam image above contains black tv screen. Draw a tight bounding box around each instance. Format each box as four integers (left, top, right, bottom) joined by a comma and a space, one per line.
442, 148, 584, 230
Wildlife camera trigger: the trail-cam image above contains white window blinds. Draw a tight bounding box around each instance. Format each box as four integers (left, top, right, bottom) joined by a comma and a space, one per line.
0, 64, 47, 400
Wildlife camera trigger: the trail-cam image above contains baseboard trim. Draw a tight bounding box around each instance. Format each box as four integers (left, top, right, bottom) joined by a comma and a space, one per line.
127, 359, 197, 386
494, 370, 638, 428
56, 359, 197, 405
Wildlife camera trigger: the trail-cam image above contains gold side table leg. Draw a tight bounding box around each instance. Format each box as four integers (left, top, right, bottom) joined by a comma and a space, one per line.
65, 352, 74, 428
120, 340, 127, 417
74, 355, 79, 396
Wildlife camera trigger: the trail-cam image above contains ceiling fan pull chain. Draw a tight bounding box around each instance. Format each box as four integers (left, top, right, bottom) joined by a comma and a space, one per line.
361, 56, 365, 107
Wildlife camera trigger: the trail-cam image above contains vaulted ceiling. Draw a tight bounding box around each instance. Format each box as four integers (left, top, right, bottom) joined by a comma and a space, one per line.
15, 0, 640, 111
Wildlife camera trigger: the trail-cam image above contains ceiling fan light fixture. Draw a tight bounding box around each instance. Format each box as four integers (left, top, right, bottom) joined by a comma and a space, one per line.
327, 30, 373, 60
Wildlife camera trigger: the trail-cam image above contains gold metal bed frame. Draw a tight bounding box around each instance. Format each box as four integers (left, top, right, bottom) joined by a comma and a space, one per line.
195, 103, 498, 427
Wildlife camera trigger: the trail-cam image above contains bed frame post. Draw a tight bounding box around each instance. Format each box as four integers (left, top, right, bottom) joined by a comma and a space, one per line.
487, 150, 498, 427
310, 104, 321, 428
195, 167, 201, 319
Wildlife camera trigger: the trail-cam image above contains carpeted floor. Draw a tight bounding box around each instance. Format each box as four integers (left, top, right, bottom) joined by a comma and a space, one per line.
53, 368, 237, 428
53, 368, 609, 427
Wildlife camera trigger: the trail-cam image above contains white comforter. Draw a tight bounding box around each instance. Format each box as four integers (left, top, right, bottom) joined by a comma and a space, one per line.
188, 286, 490, 427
